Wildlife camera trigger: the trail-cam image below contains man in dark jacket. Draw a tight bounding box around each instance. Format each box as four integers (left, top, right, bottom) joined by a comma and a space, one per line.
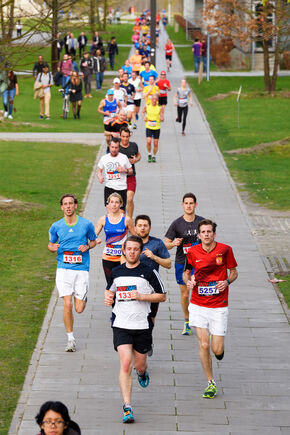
80, 52, 93, 97
107, 37, 119, 70
33, 55, 49, 79
92, 49, 106, 89
78, 32, 88, 58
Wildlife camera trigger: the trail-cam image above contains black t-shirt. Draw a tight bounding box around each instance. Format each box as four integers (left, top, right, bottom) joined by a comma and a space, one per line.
104, 119, 128, 132
121, 83, 135, 104
119, 141, 139, 175
165, 215, 204, 264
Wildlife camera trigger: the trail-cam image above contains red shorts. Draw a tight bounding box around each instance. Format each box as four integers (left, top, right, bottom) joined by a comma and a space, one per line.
127, 175, 136, 193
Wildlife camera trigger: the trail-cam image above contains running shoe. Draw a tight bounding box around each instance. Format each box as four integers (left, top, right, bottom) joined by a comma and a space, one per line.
8, 115, 13, 119
182, 131, 186, 136
148, 154, 152, 163
182, 321, 192, 335
152, 156, 156, 163
40, 115, 44, 119
4, 111, 8, 118
203, 381, 217, 399
133, 123, 137, 129
65, 339, 76, 352
123, 406, 134, 423
137, 370, 150, 388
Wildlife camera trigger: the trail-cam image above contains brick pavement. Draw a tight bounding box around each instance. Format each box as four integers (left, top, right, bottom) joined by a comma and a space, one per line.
10, 28, 290, 435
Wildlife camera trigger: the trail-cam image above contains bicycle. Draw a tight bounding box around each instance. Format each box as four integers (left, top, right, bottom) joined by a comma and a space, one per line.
58, 87, 72, 119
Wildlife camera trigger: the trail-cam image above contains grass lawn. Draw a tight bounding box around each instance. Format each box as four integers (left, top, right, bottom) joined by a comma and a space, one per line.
1, 76, 117, 133
0, 141, 98, 433
166, 24, 191, 45
277, 275, 290, 308
188, 76, 290, 210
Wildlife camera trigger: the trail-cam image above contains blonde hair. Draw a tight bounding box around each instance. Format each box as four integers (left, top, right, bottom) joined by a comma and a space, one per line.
107, 192, 123, 206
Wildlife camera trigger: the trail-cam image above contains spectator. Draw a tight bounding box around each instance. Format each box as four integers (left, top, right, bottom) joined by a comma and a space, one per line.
92, 48, 106, 90
70, 71, 83, 119
68, 55, 79, 72
58, 53, 73, 89
16, 20, 22, 37
80, 51, 93, 97
78, 32, 87, 58
56, 33, 64, 60
2, 70, 18, 120
68, 33, 78, 57
192, 38, 201, 73
201, 38, 207, 72
33, 55, 49, 79
63, 31, 71, 54
107, 37, 119, 70
115, 9, 121, 24
35, 401, 81, 435
91, 32, 104, 55
37, 65, 53, 120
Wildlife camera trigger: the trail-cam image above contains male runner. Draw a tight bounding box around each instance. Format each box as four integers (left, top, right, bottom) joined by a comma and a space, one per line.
97, 139, 133, 209
104, 109, 128, 146
98, 89, 122, 125
121, 72, 137, 128
48, 194, 99, 352
183, 219, 238, 398
165, 193, 204, 335
139, 60, 158, 86
156, 71, 171, 108
105, 236, 166, 423
111, 77, 127, 106
119, 127, 141, 218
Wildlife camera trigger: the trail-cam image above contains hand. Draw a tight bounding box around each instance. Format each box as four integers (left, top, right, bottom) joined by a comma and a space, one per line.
187, 278, 196, 291
78, 244, 89, 252
72, 89, 76, 93
98, 176, 104, 184
144, 248, 154, 259
130, 290, 142, 300
117, 165, 126, 173
174, 103, 177, 106
104, 290, 114, 306
173, 238, 183, 246
216, 280, 227, 292
190, 102, 193, 107
104, 111, 110, 116
49, 243, 60, 252
96, 238, 102, 245
129, 156, 136, 164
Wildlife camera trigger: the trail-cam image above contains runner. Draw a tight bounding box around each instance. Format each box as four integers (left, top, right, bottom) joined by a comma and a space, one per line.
164, 38, 174, 71
156, 71, 171, 108
174, 79, 193, 136
183, 219, 238, 398
95, 193, 135, 283
98, 89, 122, 125
119, 127, 141, 218
48, 194, 99, 352
142, 94, 164, 163
165, 193, 204, 335
139, 60, 158, 86
104, 235, 166, 423
129, 70, 143, 121
97, 139, 133, 209
142, 75, 160, 104
111, 77, 127, 106
121, 72, 137, 128
104, 109, 129, 146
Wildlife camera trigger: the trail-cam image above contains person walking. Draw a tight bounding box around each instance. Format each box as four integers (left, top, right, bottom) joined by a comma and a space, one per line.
192, 38, 201, 73
16, 20, 22, 37
174, 78, 193, 136
48, 194, 98, 352
70, 71, 82, 119
142, 94, 164, 163
37, 65, 53, 120
33, 55, 49, 79
56, 33, 64, 60
58, 53, 73, 89
107, 37, 119, 70
104, 235, 166, 423
183, 219, 238, 398
92, 48, 106, 90
68, 33, 78, 57
78, 32, 88, 58
80, 52, 93, 98
2, 70, 18, 120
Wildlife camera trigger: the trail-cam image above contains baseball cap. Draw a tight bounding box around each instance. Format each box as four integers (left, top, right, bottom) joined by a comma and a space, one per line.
113, 78, 120, 84
160, 70, 166, 74
107, 89, 114, 95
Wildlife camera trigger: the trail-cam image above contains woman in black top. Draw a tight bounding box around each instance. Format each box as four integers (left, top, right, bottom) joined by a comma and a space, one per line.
70, 71, 82, 119
2, 70, 18, 119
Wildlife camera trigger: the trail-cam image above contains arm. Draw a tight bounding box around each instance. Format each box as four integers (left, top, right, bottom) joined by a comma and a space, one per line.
95, 215, 105, 237
104, 289, 115, 306
97, 166, 104, 183
97, 100, 107, 115
141, 105, 147, 121
189, 91, 193, 106
128, 151, 141, 165
48, 242, 59, 252
160, 106, 165, 122
130, 292, 166, 303
78, 239, 98, 252
15, 83, 19, 96
125, 216, 136, 235
216, 268, 238, 292
164, 237, 183, 250
143, 249, 171, 269
174, 92, 177, 106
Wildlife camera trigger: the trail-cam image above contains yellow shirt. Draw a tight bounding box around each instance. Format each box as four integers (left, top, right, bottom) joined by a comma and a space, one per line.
145, 103, 161, 130
143, 85, 160, 104
142, 25, 149, 34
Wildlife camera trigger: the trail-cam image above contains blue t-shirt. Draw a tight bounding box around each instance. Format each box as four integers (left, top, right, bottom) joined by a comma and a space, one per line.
49, 216, 96, 271
140, 236, 170, 272
139, 69, 158, 85
121, 65, 132, 77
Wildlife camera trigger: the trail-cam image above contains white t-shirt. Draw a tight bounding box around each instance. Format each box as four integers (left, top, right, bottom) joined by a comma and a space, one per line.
111, 87, 127, 105
98, 153, 132, 190
129, 77, 142, 100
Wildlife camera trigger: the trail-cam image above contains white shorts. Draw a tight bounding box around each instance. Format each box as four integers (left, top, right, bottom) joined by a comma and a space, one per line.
124, 104, 135, 113
56, 268, 89, 300
188, 303, 228, 336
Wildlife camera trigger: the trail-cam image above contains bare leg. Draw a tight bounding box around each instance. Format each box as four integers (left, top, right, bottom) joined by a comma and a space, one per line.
117, 344, 133, 404
211, 335, 225, 357
153, 138, 159, 155
179, 284, 189, 318
195, 327, 213, 381
146, 137, 152, 154
133, 350, 147, 374
126, 190, 135, 218
63, 295, 74, 333
74, 297, 86, 314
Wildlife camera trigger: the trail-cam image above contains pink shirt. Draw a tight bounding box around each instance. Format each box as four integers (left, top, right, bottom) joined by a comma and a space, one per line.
58, 60, 73, 76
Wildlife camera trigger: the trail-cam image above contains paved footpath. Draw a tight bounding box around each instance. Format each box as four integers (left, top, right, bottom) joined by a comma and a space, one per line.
10, 29, 290, 435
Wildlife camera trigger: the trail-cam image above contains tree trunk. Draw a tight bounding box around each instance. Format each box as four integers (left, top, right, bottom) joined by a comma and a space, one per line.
90, 0, 95, 37
271, 33, 280, 93
103, 0, 107, 30
0, 0, 6, 38
8, 0, 15, 39
96, 0, 100, 30
51, 0, 59, 73
263, 39, 271, 92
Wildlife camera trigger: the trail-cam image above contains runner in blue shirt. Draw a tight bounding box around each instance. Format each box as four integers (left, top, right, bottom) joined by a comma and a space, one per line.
139, 61, 158, 86
48, 194, 100, 352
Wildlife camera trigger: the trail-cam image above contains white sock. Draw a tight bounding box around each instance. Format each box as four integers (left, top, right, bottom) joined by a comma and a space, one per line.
67, 332, 75, 341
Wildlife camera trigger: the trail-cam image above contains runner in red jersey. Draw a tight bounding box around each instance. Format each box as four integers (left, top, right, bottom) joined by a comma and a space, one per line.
164, 38, 174, 71
156, 71, 171, 108
183, 219, 238, 399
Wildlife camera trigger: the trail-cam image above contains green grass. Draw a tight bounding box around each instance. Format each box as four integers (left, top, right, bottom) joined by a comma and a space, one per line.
0, 141, 98, 433
1, 76, 117, 132
188, 76, 290, 210
166, 24, 191, 45
277, 275, 290, 308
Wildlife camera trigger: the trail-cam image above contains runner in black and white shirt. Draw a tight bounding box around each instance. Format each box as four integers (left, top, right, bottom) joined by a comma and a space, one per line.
121, 72, 137, 128
105, 235, 166, 424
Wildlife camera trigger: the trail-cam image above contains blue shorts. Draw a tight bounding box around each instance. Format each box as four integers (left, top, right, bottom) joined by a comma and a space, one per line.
175, 263, 194, 285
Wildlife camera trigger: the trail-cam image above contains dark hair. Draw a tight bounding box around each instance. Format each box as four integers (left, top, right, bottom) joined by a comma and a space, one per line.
135, 214, 151, 227
144, 60, 150, 65
120, 126, 131, 136
123, 72, 129, 76
35, 401, 70, 426
123, 235, 143, 251
109, 138, 120, 146
198, 219, 217, 233
182, 192, 197, 203
60, 194, 78, 205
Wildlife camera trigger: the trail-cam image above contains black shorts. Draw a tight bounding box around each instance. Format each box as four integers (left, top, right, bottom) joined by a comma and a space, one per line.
134, 99, 141, 107
104, 186, 127, 210
166, 54, 172, 60
113, 326, 152, 354
159, 96, 167, 106
146, 128, 160, 139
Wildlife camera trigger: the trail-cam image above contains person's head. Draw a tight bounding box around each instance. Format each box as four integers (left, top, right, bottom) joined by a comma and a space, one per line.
182, 192, 197, 216
118, 109, 127, 122
167, 38, 171, 43
38, 55, 43, 63
96, 49, 101, 56
134, 215, 151, 239
70, 33, 74, 38
109, 140, 120, 157
60, 194, 78, 217
113, 77, 120, 88
144, 61, 150, 71
181, 78, 187, 88
81, 31, 84, 36
120, 126, 131, 145
148, 75, 155, 85
35, 401, 70, 435
131, 70, 137, 80
118, 69, 124, 79
123, 236, 143, 264
111, 36, 116, 43
135, 49, 140, 55
71, 70, 80, 83
63, 53, 68, 61
106, 89, 114, 100
124, 59, 130, 67
83, 51, 89, 58
198, 219, 217, 245
43, 65, 49, 74
95, 31, 99, 37
151, 94, 158, 105
122, 72, 129, 83
107, 192, 123, 211
160, 70, 166, 79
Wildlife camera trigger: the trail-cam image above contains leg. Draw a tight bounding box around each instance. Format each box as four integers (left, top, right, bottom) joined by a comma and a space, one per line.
2, 90, 8, 113
44, 92, 51, 118
77, 101, 81, 118
153, 138, 159, 156
182, 106, 188, 133
96, 72, 101, 90
211, 335, 225, 358
8, 89, 15, 115
179, 284, 190, 319
117, 344, 134, 405
87, 72, 92, 95
100, 71, 104, 88
39, 97, 44, 117
62, 295, 74, 333
126, 190, 135, 218
133, 349, 147, 375
74, 297, 86, 314
177, 105, 182, 122
72, 101, 76, 118
146, 136, 152, 154
195, 327, 213, 381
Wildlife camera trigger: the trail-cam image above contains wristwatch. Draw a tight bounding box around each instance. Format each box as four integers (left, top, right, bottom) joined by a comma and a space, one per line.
226, 278, 230, 285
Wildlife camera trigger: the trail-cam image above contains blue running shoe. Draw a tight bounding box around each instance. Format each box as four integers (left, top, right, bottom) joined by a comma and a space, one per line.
137, 370, 150, 388
123, 406, 134, 423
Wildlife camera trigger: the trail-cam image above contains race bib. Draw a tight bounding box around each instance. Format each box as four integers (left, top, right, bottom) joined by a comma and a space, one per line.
63, 253, 82, 264
116, 285, 136, 301
183, 244, 193, 254
148, 120, 157, 127
160, 89, 166, 95
105, 244, 122, 256
107, 172, 120, 180
198, 283, 219, 296
179, 98, 187, 104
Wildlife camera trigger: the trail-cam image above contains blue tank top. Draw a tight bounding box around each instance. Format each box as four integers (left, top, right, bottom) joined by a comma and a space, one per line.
103, 98, 117, 119
103, 213, 128, 261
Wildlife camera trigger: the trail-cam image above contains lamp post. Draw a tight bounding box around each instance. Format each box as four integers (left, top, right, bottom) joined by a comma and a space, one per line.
150, 0, 156, 67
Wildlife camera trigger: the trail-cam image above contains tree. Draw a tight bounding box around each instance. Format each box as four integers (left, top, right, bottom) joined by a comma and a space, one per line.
203, 0, 290, 92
